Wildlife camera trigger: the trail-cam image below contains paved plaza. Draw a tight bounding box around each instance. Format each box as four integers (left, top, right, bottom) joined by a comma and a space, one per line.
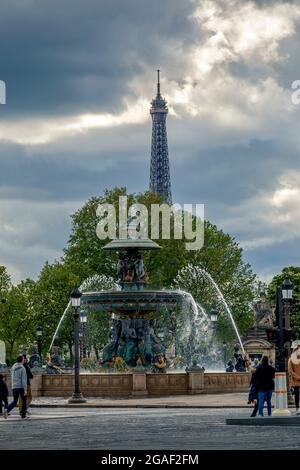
1, 406, 300, 450
29, 392, 248, 408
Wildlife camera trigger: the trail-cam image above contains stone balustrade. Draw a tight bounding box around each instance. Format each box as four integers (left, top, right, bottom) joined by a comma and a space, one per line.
1, 371, 250, 397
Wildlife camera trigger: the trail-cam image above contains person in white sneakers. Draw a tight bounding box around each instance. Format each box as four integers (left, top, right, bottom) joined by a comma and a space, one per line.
6, 355, 28, 419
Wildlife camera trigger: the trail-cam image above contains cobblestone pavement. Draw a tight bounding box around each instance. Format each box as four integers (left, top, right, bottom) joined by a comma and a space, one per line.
1, 408, 300, 450
30, 393, 251, 407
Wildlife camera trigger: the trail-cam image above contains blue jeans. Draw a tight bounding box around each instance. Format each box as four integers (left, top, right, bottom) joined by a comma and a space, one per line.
258, 390, 272, 416
7, 388, 27, 418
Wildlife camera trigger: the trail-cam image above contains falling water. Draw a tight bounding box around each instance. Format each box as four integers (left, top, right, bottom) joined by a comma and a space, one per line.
48, 274, 119, 352
48, 301, 71, 351
170, 289, 211, 367
196, 268, 245, 354
176, 290, 209, 332
196, 302, 208, 319
173, 264, 245, 357
176, 290, 199, 318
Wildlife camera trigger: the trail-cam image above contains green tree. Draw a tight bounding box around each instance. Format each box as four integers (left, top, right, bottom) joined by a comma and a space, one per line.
0, 188, 256, 361
32, 261, 81, 357
63, 187, 257, 347
0, 265, 11, 293
64, 187, 256, 287
64, 187, 134, 281
0, 278, 37, 362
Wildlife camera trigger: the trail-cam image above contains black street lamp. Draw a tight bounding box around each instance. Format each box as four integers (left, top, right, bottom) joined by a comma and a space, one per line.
273, 277, 293, 416
282, 278, 293, 359
210, 307, 218, 323
222, 341, 227, 369
79, 329, 83, 361
79, 310, 88, 360
282, 278, 293, 301
276, 278, 293, 372
68, 288, 86, 404
36, 326, 43, 361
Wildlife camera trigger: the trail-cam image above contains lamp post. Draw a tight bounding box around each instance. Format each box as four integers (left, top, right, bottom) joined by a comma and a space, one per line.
209, 307, 218, 367
210, 307, 218, 323
282, 278, 293, 361
68, 288, 86, 404
79, 330, 83, 361
273, 278, 293, 416
79, 310, 87, 360
36, 326, 43, 361
282, 278, 294, 406
282, 278, 293, 302
222, 341, 227, 370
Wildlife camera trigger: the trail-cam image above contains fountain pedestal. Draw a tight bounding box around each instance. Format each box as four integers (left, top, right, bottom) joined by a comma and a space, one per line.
187, 371, 205, 395
132, 371, 148, 396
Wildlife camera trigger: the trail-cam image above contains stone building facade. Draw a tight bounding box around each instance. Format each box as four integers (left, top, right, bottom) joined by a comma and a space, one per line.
242, 293, 276, 363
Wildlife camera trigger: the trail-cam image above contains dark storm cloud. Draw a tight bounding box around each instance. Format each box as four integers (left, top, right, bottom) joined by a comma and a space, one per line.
0, 136, 148, 202
173, 139, 296, 205
0, 141, 109, 201
0, 0, 197, 118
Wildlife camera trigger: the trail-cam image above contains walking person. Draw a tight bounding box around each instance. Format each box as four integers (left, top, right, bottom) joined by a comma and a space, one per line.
288, 340, 300, 415
256, 355, 275, 417
248, 365, 258, 417
18, 355, 33, 416
0, 374, 8, 419
6, 355, 28, 419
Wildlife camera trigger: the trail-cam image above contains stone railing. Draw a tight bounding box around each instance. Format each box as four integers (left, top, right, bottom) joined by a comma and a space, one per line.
1, 371, 250, 397
42, 373, 133, 397
2, 373, 43, 397
204, 372, 250, 393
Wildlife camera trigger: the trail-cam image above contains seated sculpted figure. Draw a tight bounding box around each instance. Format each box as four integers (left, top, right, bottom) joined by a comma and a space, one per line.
152, 353, 166, 374
226, 360, 234, 372
45, 353, 62, 374
28, 345, 41, 368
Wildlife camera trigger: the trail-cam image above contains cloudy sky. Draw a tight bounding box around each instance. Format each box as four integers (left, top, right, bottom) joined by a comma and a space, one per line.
0, 0, 300, 283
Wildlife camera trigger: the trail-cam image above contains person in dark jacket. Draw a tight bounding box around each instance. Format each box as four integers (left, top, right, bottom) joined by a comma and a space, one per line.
18, 355, 33, 416
248, 367, 258, 417
0, 374, 9, 418
256, 355, 275, 417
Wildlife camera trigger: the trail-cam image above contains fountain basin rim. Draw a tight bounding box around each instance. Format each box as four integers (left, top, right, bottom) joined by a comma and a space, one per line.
82, 290, 182, 313
102, 238, 161, 251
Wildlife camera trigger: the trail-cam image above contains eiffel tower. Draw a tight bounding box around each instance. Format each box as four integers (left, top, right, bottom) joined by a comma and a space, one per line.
149, 70, 172, 205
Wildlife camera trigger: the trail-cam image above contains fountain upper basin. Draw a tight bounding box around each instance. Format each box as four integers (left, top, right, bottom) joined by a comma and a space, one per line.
82, 290, 182, 314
